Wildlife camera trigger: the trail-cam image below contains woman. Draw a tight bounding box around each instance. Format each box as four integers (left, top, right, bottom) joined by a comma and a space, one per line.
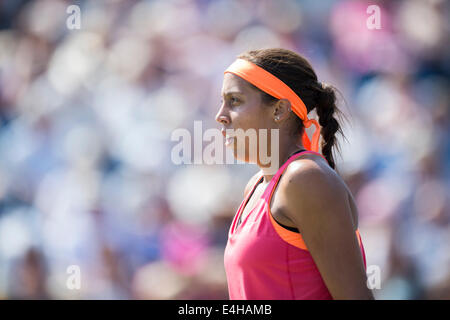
217, 48, 374, 300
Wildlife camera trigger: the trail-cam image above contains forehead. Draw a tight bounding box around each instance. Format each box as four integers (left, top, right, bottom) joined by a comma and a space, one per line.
221, 73, 256, 96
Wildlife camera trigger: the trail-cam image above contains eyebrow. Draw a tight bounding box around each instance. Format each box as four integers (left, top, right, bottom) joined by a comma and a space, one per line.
221, 91, 245, 97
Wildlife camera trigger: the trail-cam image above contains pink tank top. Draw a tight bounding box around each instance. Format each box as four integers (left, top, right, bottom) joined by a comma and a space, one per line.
224, 150, 367, 300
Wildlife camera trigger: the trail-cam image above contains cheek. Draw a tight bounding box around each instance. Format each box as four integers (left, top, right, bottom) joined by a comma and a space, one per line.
232, 103, 267, 129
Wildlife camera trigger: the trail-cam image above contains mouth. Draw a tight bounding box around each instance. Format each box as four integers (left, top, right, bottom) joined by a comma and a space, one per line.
221, 128, 236, 146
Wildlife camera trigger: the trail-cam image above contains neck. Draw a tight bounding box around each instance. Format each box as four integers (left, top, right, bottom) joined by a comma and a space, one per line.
258, 142, 305, 183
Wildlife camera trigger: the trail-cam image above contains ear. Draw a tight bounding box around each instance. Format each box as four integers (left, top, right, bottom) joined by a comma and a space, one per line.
273, 99, 292, 123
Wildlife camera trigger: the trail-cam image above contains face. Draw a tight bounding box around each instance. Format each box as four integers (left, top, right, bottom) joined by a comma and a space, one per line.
215, 73, 276, 163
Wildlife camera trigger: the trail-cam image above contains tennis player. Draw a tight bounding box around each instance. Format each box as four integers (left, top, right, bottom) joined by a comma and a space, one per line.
217, 48, 374, 300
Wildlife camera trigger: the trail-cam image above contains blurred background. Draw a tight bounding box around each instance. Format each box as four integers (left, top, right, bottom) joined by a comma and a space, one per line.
0, 0, 449, 299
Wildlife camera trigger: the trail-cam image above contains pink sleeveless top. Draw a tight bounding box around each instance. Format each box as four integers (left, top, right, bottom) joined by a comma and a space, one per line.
224, 150, 367, 300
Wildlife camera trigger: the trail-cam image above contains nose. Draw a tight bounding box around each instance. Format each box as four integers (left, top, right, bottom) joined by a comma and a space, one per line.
215, 105, 230, 125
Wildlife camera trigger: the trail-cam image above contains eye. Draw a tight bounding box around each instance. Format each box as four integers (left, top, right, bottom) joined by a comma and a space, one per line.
220, 96, 241, 106
231, 97, 240, 104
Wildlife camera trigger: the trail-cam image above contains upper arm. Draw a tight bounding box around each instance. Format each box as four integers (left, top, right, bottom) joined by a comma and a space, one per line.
280, 161, 373, 300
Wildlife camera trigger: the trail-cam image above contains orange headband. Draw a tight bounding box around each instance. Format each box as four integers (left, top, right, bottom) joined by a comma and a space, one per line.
224, 58, 321, 153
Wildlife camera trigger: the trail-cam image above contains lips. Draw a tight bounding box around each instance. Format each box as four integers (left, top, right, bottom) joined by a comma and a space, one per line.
222, 128, 235, 146
221, 128, 235, 138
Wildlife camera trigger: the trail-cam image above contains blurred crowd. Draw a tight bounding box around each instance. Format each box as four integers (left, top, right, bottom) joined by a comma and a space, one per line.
0, 0, 449, 299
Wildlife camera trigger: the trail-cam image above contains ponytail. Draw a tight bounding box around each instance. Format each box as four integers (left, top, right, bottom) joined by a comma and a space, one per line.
315, 83, 346, 170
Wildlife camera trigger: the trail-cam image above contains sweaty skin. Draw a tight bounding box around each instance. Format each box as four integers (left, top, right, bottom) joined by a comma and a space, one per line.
217, 73, 374, 299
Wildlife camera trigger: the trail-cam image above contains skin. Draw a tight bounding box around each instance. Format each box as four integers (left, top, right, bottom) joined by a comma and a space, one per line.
216, 73, 374, 300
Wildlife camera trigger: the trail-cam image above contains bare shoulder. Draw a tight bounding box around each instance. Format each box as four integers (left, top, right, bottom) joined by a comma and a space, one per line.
281, 153, 342, 192
243, 171, 262, 198
277, 154, 352, 231
274, 154, 370, 299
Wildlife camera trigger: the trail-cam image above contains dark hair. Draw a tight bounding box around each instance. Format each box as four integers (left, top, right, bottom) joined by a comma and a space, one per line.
237, 48, 347, 170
